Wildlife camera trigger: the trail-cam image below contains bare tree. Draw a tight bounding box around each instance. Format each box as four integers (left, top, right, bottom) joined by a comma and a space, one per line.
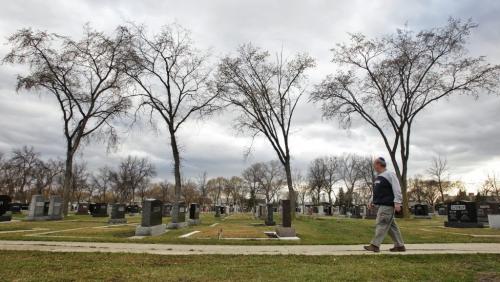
357, 156, 375, 205
311, 18, 500, 215
71, 162, 90, 204
308, 158, 327, 204
91, 166, 112, 202
5, 146, 39, 202
481, 173, 500, 201
33, 158, 64, 195
4, 26, 132, 214
427, 155, 451, 203
207, 177, 227, 207
123, 24, 219, 224
339, 154, 363, 207
197, 171, 209, 208
242, 162, 265, 211
258, 160, 285, 204
216, 43, 315, 218
109, 156, 156, 203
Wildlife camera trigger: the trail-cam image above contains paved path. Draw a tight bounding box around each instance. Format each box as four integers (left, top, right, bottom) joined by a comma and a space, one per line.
0, 240, 499, 256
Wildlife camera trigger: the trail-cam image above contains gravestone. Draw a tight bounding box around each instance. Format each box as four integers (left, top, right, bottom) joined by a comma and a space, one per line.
43, 202, 50, 216
445, 201, 483, 228
162, 204, 172, 217
91, 203, 108, 217
188, 203, 200, 225
136, 199, 166, 236
21, 203, 29, 211
220, 206, 227, 216
365, 206, 378, 219
413, 204, 432, 219
9, 202, 22, 214
265, 204, 275, 226
215, 205, 221, 218
76, 203, 89, 215
317, 205, 325, 216
477, 202, 499, 224
26, 195, 47, 221
324, 205, 332, 216
276, 199, 296, 237
359, 204, 367, 218
350, 205, 362, 219
108, 204, 127, 224
47, 195, 63, 220
437, 205, 447, 215
167, 202, 188, 229
258, 204, 266, 220
0, 195, 12, 222
126, 204, 140, 215
89, 203, 97, 215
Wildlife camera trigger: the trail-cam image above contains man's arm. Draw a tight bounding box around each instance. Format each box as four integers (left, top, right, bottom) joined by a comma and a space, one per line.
391, 172, 403, 204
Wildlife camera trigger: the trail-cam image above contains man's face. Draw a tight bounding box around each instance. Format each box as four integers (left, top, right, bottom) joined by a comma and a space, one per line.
373, 161, 384, 174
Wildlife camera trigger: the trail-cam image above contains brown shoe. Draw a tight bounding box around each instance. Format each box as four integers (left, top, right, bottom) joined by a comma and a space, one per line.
363, 244, 380, 252
389, 245, 406, 252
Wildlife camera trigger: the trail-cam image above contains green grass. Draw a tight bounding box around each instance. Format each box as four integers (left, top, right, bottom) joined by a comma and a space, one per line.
0, 251, 498, 281
1, 213, 499, 245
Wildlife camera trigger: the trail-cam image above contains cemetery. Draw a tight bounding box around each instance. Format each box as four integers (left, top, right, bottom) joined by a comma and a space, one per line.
1, 0, 500, 280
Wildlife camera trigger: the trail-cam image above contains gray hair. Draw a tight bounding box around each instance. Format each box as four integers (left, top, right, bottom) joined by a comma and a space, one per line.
375, 157, 387, 167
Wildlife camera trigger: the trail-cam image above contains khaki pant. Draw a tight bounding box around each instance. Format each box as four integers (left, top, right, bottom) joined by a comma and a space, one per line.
370, 205, 404, 247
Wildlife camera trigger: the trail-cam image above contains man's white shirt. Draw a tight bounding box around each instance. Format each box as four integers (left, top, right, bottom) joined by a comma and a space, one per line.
373, 170, 403, 204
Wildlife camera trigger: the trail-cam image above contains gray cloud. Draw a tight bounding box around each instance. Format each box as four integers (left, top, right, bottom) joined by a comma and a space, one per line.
0, 0, 499, 192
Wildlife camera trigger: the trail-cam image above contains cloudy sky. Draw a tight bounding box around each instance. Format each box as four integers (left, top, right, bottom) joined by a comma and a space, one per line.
0, 0, 499, 192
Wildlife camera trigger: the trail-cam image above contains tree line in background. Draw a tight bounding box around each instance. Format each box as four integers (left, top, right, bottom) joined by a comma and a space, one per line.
2, 18, 499, 217
1, 146, 498, 211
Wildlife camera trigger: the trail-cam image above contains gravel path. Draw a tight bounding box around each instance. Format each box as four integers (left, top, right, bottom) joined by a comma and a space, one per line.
0, 240, 499, 256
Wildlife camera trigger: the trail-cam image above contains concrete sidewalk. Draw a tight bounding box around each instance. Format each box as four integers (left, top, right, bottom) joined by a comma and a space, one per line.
0, 240, 499, 255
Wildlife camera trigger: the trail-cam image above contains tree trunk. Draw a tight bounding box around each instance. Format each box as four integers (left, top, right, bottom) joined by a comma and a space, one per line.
62, 147, 74, 216
283, 159, 295, 219
170, 130, 182, 223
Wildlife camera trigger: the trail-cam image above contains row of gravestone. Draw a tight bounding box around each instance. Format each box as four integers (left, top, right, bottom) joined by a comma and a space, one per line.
135, 200, 202, 236
252, 201, 296, 237
0, 194, 64, 222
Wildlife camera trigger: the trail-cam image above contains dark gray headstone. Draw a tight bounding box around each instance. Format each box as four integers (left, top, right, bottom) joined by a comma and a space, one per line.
0, 195, 12, 222
282, 200, 291, 228
445, 201, 483, 228
108, 203, 127, 224
477, 202, 499, 223
9, 202, 22, 214
92, 203, 108, 217
265, 204, 275, 226
177, 202, 186, 222
126, 204, 140, 214
111, 204, 126, 219
76, 203, 89, 215
141, 199, 163, 227
215, 205, 221, 217
189, 203, 200, 220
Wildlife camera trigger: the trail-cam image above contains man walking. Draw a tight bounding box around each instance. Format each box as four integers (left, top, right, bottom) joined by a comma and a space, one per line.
364, 157, 406, 252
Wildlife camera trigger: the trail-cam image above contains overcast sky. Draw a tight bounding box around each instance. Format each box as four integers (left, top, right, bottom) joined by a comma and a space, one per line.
0, 0, 499, 192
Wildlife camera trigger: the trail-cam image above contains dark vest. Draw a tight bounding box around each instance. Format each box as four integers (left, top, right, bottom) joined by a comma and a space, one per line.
373, 175, 395, 206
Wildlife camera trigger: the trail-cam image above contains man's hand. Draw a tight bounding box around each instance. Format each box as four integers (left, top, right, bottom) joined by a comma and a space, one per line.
369, 202, 374, 209
394, 203, 402, 213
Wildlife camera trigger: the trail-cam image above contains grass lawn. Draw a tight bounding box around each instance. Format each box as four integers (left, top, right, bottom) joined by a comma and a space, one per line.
1, 212, 499, 245
0, 251, 499, 281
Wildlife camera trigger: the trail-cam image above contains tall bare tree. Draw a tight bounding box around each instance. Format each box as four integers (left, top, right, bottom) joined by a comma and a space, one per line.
4, 26, 132, 214
308, 158, 327, 204
216, 43, 315, 217
123, 24, 219, 224
339, 154, 363, 207
242, 162, 265, 211
311, 18, 500, 215
427, 155, 451, 203
108, 155, 156, 203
